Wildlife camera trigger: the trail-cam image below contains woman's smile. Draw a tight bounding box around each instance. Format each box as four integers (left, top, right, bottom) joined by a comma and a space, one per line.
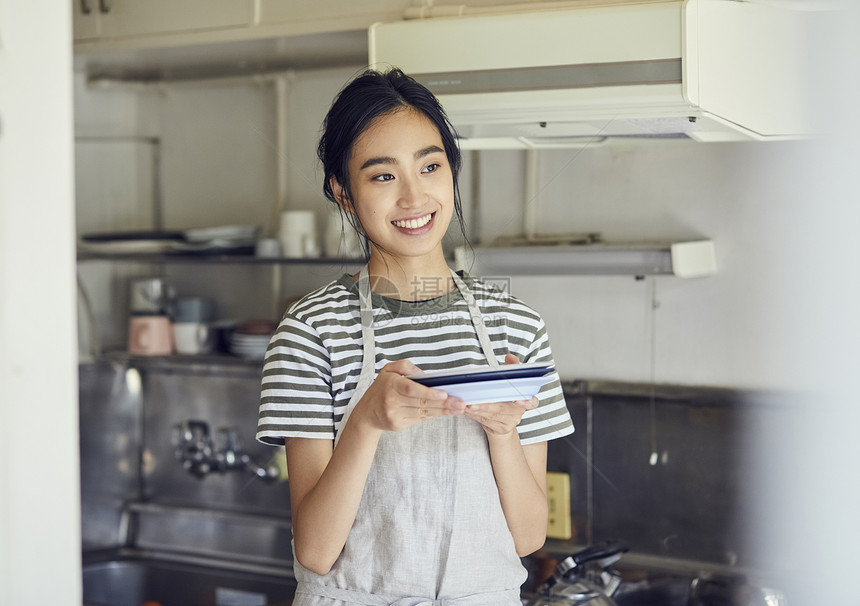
391, 211, 435, 233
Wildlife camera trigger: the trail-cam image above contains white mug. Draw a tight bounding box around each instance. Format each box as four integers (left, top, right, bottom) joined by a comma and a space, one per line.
279, 210, 318, 258
280, 233, 306, 258
173, 322, 213, 355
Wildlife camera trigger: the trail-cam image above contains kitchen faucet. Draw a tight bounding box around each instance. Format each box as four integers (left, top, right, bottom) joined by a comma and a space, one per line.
172, 419, 279, 482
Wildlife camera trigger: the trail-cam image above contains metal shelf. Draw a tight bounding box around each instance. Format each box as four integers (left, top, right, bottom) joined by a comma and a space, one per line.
77, 251, 367, 265
454, 240, 717, 278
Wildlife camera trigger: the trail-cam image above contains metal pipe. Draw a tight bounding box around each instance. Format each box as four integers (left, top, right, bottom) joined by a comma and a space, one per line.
524, 148, 540, 241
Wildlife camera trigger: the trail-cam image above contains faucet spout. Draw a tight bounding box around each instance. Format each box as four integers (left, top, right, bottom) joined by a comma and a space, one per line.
173, 420, 280, 483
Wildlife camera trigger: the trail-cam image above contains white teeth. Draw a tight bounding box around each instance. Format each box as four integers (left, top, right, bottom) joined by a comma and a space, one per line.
393, 213, 432, 229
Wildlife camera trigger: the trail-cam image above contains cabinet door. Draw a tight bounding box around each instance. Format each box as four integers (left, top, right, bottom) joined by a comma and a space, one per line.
257, 0, 410, 31
100, 0, 252, 39
72, 0, 101, 41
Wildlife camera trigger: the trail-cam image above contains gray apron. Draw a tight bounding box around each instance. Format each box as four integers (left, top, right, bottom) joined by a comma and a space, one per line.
293, 267, 527, 606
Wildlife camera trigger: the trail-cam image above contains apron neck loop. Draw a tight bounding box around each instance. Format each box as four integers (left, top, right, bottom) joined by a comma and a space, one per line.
357, 266, 377, 379
449, 269, 500, 369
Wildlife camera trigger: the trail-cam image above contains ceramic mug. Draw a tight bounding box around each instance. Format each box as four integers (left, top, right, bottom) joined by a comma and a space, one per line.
174, 297, 215, 323
128, 316, 173, 355
279, 210, 319, 258
174, 322, 213, 355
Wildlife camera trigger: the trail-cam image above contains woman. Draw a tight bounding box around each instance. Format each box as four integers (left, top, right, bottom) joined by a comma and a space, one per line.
257, 68, 574, 605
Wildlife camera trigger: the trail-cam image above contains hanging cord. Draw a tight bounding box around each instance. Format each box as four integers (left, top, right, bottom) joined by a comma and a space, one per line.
648, 277, 660, 466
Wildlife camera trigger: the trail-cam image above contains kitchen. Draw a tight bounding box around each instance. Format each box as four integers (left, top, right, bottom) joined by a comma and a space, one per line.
2, 1, 859, 605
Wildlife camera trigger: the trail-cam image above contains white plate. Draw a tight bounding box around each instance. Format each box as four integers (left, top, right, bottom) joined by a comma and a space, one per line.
436, 375, 553, 405
78, 239, 175, 254
184, 225, 260, 243
231, 350, 268, 358
230, 334, 272, 345
409, 362, 553, 387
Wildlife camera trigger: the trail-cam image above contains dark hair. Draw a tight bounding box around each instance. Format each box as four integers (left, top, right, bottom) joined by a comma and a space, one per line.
317, 68, 467, 256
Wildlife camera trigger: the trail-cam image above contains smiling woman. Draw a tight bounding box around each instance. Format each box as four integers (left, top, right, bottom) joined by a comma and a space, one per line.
256, 68, 573, 605
318, 70, 467, 275
332, 107, 455, 279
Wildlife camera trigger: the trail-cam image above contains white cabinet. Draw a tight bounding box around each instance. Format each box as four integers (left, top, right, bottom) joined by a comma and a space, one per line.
72, 0, 418, 51
256, 0, 410, 32
103, 0, 251, 38
73, 0, 252, 45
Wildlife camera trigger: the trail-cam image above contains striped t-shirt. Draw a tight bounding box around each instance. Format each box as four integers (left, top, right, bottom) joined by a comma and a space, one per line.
256, 272, 573, 446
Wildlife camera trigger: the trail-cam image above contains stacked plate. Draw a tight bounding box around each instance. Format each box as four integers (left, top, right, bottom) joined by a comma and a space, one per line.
409, 362, 555, 405
229, 320, 277, 360
180, 225, 260, 254
78, 225, 261, 256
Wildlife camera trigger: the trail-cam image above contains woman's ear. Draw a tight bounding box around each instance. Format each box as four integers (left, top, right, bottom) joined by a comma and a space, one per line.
330, 177, 352, 213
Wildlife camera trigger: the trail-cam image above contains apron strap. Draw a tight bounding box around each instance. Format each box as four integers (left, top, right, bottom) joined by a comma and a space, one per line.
357, 266, 377, 382
449, 269, 500, 368
334, 266, 378, 446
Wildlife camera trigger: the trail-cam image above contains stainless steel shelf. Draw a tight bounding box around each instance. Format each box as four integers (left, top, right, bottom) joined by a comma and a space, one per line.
454, 240, 717, 278
77, 251, 367, 265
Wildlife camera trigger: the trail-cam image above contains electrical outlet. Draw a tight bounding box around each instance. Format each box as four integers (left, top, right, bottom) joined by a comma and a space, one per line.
274, 447, 289, 482
546, 471, 572, 539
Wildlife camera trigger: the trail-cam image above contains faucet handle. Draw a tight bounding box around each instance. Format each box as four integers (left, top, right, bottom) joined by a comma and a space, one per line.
172, 419, 210, 445
216, 426, 241, 451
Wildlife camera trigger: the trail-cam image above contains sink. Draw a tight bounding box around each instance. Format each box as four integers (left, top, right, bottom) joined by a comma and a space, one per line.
82, 556, 296, 606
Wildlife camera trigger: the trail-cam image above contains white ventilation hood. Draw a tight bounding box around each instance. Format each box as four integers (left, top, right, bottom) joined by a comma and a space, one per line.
369, 0, 826, 147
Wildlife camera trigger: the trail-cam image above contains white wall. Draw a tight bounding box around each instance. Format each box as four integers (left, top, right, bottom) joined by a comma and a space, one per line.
475, 140, 821, 390
0, 1, 81, 605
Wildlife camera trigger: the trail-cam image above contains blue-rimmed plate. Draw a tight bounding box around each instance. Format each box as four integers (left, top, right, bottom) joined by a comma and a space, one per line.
408, 362, 554, 404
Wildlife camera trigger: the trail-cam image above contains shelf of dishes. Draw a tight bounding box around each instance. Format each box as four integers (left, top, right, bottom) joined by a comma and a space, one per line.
77, 222, 368, 264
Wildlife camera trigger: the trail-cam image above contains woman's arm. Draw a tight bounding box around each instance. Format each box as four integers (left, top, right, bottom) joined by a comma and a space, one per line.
464, 353, 549, 556
486, 433, 548, 556
285, 422, 380, 575
286, 359, 465, 575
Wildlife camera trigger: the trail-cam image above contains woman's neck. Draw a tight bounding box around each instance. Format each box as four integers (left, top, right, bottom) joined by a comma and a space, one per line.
364, 249, 454, 302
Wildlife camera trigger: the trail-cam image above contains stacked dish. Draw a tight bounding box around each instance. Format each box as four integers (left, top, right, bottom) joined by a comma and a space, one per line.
229, 320, 278, 360
78, 225, 261, 255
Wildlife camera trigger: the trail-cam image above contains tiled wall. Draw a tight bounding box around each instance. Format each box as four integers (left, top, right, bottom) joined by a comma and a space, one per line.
549, 380, 795, 569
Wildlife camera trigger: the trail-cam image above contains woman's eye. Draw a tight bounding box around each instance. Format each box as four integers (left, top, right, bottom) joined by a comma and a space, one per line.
422, 163, 441, 174
372, 173, 395, 182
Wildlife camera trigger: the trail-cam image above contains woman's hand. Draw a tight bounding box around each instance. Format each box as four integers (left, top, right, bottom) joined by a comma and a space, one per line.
464, 354, 539, 437
352, 359, 467, 433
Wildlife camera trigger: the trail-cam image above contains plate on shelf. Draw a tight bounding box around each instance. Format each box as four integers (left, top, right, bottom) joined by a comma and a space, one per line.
229, 323, 275, 359
78, 230, 185, 254
183, 225, 260, 243
79, 239, 175, 254
167, 239, 257, 255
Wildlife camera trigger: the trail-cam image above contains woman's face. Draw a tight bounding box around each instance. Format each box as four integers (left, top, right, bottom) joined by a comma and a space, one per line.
340, 108, 455, 265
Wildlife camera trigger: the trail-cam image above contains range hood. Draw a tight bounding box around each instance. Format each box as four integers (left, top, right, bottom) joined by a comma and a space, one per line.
369, 0, 824, 147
